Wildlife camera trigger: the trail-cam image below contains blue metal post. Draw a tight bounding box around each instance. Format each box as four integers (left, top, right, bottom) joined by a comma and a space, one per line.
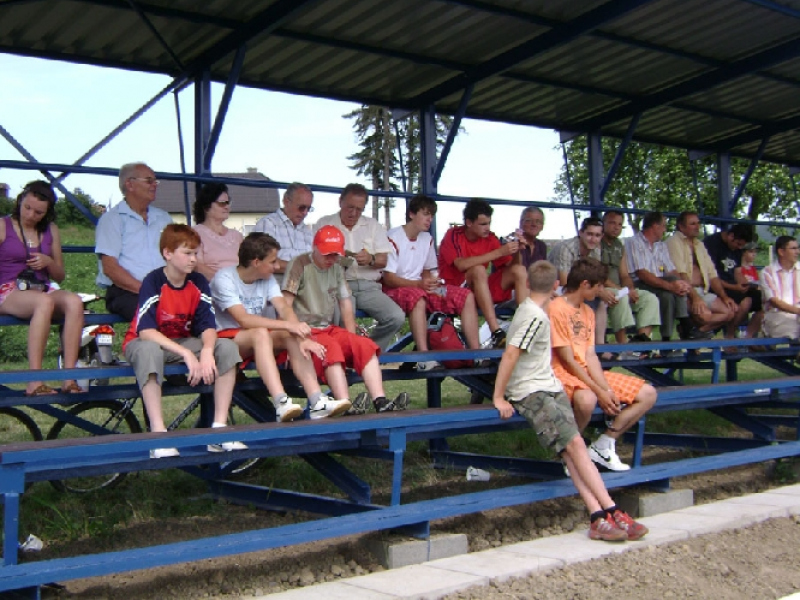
420, 105, 438, 239
730, 137, 769, 213
599, 114, 640, 201
433, 84, 472, 186
717, 152, 733, 220
174, 91, 192, 225
587, 132, 605, 218
194, 71, 212, 178
53, 77, 188, 187
0, 124, 97, 224
203, 45, 247, 169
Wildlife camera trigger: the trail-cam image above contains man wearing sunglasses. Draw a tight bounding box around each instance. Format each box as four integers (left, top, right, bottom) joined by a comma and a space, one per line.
95, 162, 173, 321
253, 182, 315, 274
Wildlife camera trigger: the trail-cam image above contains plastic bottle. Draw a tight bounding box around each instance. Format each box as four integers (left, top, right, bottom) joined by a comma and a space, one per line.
430, 269, 447, 297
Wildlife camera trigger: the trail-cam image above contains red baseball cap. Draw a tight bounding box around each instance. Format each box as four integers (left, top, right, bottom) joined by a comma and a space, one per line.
313, 225, 345, 255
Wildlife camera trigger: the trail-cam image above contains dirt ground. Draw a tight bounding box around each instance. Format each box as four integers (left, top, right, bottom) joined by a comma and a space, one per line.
36, 461, 800, 599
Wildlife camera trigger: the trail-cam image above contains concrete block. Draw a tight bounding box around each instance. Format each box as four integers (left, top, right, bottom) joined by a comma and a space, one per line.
766, 483, 800, 497
617, 488, 694, 518
429, 547, 562, 582
637, 510, 732, 536
253, 581, 396, 599
677, 497, 789, 523
725, 491, 800, 515
368, 533, 469, 569
345, 564, 488, 599
505, 531, 630, 564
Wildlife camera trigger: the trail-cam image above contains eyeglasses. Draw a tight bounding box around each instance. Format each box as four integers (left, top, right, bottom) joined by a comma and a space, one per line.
129, 177, 159, 185
295, 204, 314, 213
522, 219, 544, 226
343, 205, 365, 213
214, 199, 232, 207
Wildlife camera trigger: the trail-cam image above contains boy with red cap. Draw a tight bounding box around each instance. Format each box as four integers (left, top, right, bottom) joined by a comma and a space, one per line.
282, 225, 409, 414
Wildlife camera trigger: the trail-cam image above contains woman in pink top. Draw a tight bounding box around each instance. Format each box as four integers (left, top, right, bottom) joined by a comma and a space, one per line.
192, 183, 244, 280
0, 181, 85, 396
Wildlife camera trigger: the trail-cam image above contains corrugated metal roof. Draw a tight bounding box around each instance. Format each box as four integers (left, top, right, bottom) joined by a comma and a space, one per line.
3, 0, 800, 165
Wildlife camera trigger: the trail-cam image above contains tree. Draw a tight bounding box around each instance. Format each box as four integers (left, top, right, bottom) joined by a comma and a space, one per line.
344, 106, 461, 228
55, 188, 104, 226
555, 136, 797, 232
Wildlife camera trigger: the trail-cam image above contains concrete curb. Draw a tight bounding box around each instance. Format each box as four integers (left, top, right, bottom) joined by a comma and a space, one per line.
251, 484, 800, 600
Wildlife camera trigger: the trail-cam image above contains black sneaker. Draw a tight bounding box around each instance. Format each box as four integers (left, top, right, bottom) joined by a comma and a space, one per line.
490, 329, 507, 349
345, 392, 370, 416
373, 392, 410, 412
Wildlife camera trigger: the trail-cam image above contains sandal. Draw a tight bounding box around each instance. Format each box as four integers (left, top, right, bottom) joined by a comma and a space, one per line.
61, 382, 86, 394
25, 384, 57, 397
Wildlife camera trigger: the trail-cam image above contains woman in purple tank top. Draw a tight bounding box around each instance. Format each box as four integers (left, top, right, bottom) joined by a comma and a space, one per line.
0, 181, 85, 396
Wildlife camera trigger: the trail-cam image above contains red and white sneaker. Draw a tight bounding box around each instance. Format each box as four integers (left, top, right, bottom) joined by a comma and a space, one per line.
611, 509, 649, 540
588, 514, 627, 542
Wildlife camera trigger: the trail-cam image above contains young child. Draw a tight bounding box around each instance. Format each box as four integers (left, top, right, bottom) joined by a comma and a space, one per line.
735, 242, 759, 285
211, 232, 350, 421
282, 225, 409, 414
493, 260, 647, 541
382, 194, 482, 371
549, 258, 657, 472
123, 224, 245, 458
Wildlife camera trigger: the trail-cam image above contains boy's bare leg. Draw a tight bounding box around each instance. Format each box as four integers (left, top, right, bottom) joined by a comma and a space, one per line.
501, 263, 529, 305
324, 364, 350, 400
234, 328, 288, 399
561, 435, 615, 513
572, 389, 598, 432
361, 355, 386, 400
465, 265, 499, 331
460, 293, 482, 350
606, 384, 657, 439
409, 298, 429, 351
274, 335, 323, 398
212, 367, 237, 425
142, 376, 166, 431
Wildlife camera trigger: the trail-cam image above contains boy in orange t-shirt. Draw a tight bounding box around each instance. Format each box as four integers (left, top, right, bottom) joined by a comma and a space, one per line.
549, 258, 657, 472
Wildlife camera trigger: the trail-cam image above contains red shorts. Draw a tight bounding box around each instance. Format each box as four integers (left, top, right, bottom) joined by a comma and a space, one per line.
310, 325, 380, 384
553, 366, 645, 404
383, 285, 472, 315
487, 269, 513, 304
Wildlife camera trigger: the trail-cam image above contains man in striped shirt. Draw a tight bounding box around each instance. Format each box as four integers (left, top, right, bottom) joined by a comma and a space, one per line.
760, 235, 800, 339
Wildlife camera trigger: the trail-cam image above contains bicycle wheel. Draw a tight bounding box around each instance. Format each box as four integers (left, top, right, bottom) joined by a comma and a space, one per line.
185, 392, 262, 478
0, 407, 43, 443
46, 400, 142, 493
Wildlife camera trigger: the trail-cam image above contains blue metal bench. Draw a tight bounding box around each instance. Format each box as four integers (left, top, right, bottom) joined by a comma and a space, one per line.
1, 375, 799, 597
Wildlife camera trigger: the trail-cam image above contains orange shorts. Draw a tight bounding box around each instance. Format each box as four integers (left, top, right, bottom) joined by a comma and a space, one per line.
553, 366, 645, 404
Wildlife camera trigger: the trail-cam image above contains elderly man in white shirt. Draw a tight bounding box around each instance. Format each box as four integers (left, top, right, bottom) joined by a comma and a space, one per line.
253, 183, 315, 274
314, 183, 405, 350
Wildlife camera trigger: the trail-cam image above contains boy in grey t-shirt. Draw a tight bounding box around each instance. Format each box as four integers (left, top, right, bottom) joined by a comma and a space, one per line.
492, 260, 647, 542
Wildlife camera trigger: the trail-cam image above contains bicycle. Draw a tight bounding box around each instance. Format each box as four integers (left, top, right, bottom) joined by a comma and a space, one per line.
45, 385, 272, 493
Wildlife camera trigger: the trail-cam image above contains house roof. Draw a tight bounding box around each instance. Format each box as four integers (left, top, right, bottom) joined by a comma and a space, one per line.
151, 171, 280, 215
3, 1, 800, 166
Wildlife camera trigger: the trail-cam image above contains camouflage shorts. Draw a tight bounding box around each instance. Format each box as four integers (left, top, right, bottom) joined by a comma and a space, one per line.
513, 390, 579, 455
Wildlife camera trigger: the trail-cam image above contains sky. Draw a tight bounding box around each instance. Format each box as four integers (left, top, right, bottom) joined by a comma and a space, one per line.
0, 54, 580, 240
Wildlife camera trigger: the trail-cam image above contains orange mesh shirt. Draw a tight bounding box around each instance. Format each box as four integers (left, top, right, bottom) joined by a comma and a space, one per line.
548, 295, 594, 372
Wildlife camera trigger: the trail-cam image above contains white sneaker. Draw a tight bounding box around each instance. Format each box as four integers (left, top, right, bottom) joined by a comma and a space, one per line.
150, 447, 180, 459
208, 440, 248, 453
309, 397, 352, 420
275, 398, 303, 422
416, 360, 440, 372
588, 442, 631, 471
